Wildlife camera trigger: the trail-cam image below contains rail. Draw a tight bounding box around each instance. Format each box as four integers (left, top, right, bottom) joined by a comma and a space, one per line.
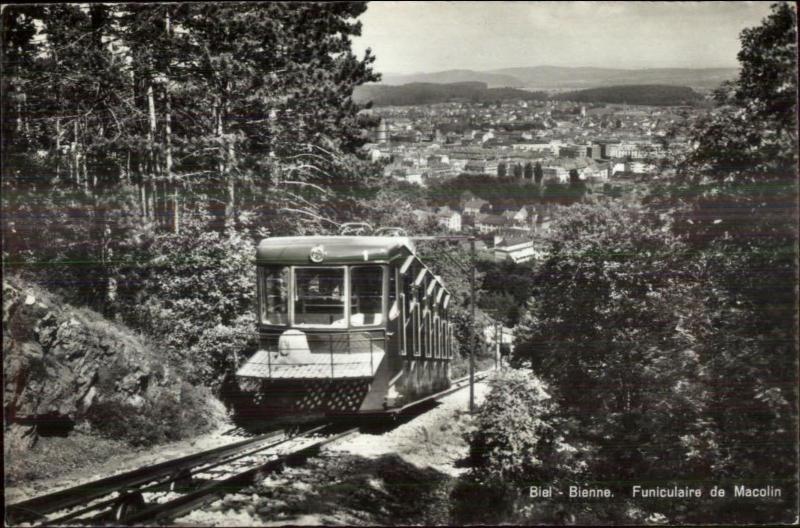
120, 426, 360, 525
385, 369, 492, 416
6, 423, 350, 526
5, 428, 287, 526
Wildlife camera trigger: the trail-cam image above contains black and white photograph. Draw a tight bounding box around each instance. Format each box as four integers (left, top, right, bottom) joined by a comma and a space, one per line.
2, 1, 798, 525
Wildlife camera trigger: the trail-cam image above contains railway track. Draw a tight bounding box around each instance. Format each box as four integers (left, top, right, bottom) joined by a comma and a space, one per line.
6, 370, 491, 526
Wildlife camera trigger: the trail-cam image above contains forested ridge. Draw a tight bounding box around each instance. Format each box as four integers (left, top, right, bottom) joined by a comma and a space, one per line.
550, 84, 702, 106
353, 81, 549, 106
354, 80, 699, 107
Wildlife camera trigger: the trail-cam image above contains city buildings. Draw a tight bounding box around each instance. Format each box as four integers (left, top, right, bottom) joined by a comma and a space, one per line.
361, 97, 702, 262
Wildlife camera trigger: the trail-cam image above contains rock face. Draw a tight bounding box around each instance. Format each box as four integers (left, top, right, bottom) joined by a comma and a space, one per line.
3, 277, 168, 441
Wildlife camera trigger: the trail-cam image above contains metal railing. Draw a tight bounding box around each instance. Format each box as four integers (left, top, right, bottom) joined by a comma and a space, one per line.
256, 329, 386, 379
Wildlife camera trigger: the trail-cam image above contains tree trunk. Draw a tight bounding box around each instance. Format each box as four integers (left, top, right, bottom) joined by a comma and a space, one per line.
81, 120, 89, 192
215, 95, 229, 230
148, 178, 156, 223
146, 81, 158, 223
129, 69, 146, 220
86, 120, 96, 189
16, 95, 23, 134
139, 163, 147, 218
164, 12, 178, 234
73, 120, 80, 187
55, 117, 61, 180
82, 154, 89, 191
224, 80, 235, 229
165, 102, 179, 233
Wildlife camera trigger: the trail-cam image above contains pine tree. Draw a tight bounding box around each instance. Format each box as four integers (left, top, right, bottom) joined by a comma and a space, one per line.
497, 162, 506, 177
523, 162, 533, 180
1, 5, 41, 181
175, 2, 379, 228
533, 161, 543, 184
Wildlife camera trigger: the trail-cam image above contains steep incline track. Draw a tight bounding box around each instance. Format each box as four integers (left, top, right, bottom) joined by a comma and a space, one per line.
6, 371, 490, 526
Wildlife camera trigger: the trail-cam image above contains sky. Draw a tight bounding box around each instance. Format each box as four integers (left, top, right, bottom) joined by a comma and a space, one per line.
351, 1, 777, 74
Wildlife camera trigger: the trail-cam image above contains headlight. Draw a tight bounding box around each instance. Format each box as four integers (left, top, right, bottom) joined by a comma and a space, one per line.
309, 245, 326, 263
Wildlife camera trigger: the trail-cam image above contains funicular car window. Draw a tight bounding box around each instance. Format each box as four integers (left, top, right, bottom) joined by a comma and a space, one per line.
420, 274, 429, 357
401, 265, 415, 356
260, 266, 289, 325
388, 267, 398, 321
294, 267, 346, 327
350, 266, 384, 327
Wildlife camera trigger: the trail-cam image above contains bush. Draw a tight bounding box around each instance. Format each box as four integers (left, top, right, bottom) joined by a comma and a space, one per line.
451, 369, 586, 525
120, 219, 257, 387
468, 370, 565, 480
191, 314, 259, 384
449, 348, 495, 380
86, 383, 221, 447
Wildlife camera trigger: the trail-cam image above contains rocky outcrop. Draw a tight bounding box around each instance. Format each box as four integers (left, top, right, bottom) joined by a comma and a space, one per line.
3, 277, 172, 443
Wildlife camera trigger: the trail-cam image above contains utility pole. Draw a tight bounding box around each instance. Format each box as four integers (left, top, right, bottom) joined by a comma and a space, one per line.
495, 318, 501, 370
469, 236, 476, 413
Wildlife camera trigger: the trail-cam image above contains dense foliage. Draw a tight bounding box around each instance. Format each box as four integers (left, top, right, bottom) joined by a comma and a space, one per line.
513, 202, 719, 517
477, 194, 796, 523
475, 259, 536, 326
425, 174, 586, 211
682, 2, 795, 185
1, 2, 380, 246
119, 218, 259, 387
452, 370, 583, 524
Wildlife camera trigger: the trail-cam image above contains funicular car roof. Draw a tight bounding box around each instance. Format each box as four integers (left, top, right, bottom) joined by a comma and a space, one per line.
256, 236, 415, 265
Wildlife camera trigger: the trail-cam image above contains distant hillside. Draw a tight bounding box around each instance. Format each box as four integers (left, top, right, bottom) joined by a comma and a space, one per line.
353, 82, 548, 107
354, 81, 701, 107
483, 86, 549, 101
379, 66, 739, 91
551, 84, 703, 106
491, 66, 738, 90
381, 69, 524, 88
